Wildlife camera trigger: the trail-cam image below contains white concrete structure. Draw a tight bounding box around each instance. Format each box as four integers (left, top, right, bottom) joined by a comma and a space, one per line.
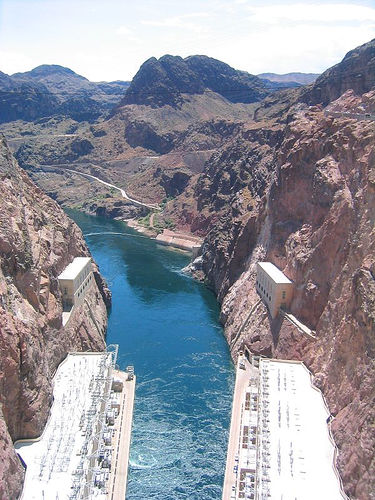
224, 355, 347, 500
58, 257, 93, 310
256, 262, 293, 318
15, 352, 116, 500
254, 358, 346, 499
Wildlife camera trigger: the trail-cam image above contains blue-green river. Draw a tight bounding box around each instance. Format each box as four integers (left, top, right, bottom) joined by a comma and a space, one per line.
68, 211, 234, 500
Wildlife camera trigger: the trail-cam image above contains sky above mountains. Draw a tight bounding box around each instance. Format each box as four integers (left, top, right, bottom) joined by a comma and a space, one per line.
1, 0, 374, 81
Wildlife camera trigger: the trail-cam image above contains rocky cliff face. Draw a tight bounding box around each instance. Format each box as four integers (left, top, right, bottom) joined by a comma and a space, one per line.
189, 85, 375, 498
303, 38, 375, 106
0, 136, 110, 498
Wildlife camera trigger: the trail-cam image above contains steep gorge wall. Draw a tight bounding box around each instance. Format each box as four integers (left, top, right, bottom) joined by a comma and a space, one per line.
194, 97, 375, 498
0, 137, 111, 498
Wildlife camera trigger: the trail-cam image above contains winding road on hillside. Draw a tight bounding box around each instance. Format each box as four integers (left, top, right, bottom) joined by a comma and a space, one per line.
40, 165, 161, 211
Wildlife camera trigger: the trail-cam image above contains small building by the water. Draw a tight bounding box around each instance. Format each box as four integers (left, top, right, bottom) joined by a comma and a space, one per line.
58, 257, 93, 309
256, 262, 293, 318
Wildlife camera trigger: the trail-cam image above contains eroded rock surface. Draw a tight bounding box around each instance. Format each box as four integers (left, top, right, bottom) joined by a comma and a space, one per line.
191, 92, 375, 498
0, 137, 110, 498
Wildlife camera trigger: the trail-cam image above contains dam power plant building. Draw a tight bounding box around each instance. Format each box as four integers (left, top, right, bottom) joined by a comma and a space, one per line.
256, 262, 294, 318
15, 347, 136, 500
222, 352, 347, 500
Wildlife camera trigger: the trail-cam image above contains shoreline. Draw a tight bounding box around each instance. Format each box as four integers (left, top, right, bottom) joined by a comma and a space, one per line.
126, 219, 203, 255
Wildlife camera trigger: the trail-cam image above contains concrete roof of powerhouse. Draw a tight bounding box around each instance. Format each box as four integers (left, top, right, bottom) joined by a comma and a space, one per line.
258, 262, 292, 284
258, 359, 345, 499
15, 353, 112, 500
58, 257, 91, 280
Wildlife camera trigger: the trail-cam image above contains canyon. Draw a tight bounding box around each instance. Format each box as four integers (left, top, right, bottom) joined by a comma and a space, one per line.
0, 38, 374, 498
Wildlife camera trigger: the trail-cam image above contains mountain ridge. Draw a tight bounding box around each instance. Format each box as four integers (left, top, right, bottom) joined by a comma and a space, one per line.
258, 72, 320, 85
119, 54, 274, 108
0, 65, 130, 123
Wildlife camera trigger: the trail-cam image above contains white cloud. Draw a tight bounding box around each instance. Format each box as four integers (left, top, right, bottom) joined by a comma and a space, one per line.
247, 3, 375, 24
0, 51, 36, 75
116, 26, 132, 36
115, 26, 142, 44
208, 22, 375, 74
141, 12, 211, 33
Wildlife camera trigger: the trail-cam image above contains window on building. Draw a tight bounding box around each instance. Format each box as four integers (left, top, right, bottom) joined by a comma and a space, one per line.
282, 291, 286, 299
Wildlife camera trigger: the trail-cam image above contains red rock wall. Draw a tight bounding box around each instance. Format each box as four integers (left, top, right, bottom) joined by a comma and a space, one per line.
0, 137, 110, 498
194, 96, 375, 498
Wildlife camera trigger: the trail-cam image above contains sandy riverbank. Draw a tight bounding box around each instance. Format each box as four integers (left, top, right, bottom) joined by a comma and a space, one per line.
126, 219, 203, 254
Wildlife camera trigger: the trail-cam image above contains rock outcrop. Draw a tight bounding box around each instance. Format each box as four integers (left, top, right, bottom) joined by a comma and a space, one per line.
0, 136, 111, 498
0, 71, 58, 123
303, 38, 375, 106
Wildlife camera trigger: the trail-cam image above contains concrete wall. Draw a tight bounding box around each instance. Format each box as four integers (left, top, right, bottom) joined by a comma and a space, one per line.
73, 272, 94, 307
59, 279, 75, 308
72, 261, 92, 295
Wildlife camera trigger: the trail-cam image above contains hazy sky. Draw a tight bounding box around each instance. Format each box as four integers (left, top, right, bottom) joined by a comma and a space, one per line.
0, 0, 374, 81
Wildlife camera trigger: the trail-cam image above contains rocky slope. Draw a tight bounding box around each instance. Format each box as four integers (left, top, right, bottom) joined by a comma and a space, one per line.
1, 55, 293, 217
217, 101, 375, 499
182, 41, 375, 498
0, 136, 111, 498
11, 92, 258, 215
303, 38, 375, 106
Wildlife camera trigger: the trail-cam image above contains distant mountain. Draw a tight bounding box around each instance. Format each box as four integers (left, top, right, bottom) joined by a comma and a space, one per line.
258, 72, 320, 85
0, 70, 58, 123
12, 65, 91, 100
95, 80, 130, 96
119, 55, 271, 108
0, 65, 130, 123
12, 65, 129, 102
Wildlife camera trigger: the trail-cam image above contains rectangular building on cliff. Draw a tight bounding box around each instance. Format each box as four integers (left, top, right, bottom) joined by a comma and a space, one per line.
58, 257, 93, 308
256, 262, 293, 318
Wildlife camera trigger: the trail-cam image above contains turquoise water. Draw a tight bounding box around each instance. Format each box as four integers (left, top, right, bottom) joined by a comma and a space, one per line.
68, 211, 234, 500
